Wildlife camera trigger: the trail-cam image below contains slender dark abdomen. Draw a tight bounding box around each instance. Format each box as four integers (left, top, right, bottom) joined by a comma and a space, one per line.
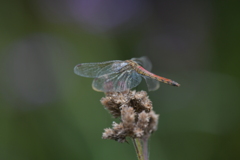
137, 66, 180, 87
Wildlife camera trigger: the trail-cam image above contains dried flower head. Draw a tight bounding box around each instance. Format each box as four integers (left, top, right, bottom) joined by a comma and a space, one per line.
101, 90, 159, 143
101, 90, 152, 118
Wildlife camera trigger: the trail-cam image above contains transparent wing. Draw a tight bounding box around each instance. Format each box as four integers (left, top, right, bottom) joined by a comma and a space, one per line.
131, 56, 152, 71
92, 70, 142, 92
143, 76, 160, 91
74, 60, 122, 78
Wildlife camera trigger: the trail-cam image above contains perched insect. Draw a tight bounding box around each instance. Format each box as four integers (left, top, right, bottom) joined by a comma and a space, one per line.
74, 56, 180, 92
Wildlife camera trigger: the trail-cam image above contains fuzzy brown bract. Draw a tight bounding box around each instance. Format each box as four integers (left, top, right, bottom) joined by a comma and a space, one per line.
101, 90, 159, 143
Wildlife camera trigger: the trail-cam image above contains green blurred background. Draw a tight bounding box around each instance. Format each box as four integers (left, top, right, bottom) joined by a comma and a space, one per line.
0, 0, 240, 160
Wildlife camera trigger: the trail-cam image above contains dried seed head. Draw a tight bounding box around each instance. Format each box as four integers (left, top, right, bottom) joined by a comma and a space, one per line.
130, 91, 152, 113
136, 111, 150, 129
100, 97, 121, 118
146, 111, 159, 133
102, 128, 114, 139
133, 128, 144, 137
121, 105, 135, 129
134, 90, 147, 99
112, 121, 124, 131
102, 90, 159, 143
100, 90, 152, 118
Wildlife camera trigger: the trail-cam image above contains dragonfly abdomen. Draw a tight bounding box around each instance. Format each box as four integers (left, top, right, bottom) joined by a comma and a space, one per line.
155, 76, 180, 87
136, 66, 180, 87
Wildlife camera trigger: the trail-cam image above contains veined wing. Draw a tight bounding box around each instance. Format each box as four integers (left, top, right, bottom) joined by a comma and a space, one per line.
131, 56, 152, 71
74, 60, 122, 78
92, 70, 142, 92
143, 75, 160, 91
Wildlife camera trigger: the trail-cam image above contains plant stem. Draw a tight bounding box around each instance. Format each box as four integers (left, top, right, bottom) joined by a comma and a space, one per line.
132, 138, 149, 160
142, 136, 149, 160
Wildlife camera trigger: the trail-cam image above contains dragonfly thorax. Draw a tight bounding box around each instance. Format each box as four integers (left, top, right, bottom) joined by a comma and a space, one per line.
125, 60, 139, 68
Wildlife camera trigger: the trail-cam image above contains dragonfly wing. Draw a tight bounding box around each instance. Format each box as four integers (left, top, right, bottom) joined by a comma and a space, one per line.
74, 60, 122, 78
143, 76, 160, 91
92, 70, 142, 92
131, 56, 152, 71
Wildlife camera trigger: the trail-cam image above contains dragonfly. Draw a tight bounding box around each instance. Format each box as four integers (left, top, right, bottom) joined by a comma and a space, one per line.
74, 57, 180, 92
